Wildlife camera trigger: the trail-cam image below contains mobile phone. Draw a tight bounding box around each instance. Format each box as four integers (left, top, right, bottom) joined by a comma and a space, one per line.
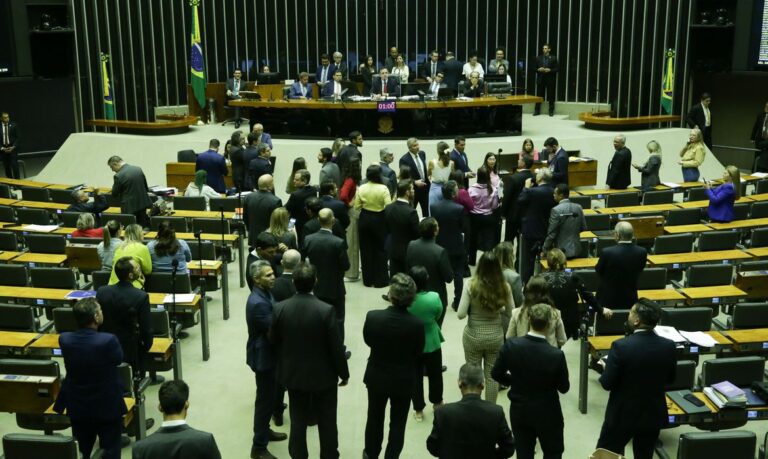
683, 393, 705, 407
287, 218, 296, 231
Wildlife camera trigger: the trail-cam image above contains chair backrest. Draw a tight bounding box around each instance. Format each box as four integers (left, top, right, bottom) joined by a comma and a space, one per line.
575, 269, 599, 292
677, 431, 756, 459
209, 197, 240, 212
173, 196, 207, 211
20, 187, 50, 202
756, 179, 768, 194
29, 267, 77, 289
191, 218, 231, 234
642, 189, 674, 205
751, 202, 768, 219
150, 215, 188, 232
698, 230, 740, 252
0, 264, 28, 286
733, 203, 750, 221
144, 272, 192, 293
177, 149, 197, 162
652, 233, 695, 255
108, 213, 137, 227
58, 211, 81, 228
701, 356, 765, 387
0, 304, 36, 332
0, 358, 59, 377
92, 270, 111, 289
750, 227, 768, 248
188, 240, 216, 260
686, 264, 733, 287
594, 309, 630, 335
594, 238, 617, 257
25, 233, 66, 254
0, 183, 11, 199
660, 307, 712, 331
605, 192, 640, 208
666, 208, 702, 226
739, 260, 768, 272
577, 239, 589, 258
67, 236, 101, 245
48, 188, 75, 205
16, 208, 51, 225
585, 214, 611, 231
637, 267, 668, 290
1, 433, 78, 459
0, 230, 18, 251
731, 303, 768, 329
118, 362, 133, 395
0, 205, 15, 223
569, 195, 591, 209
687, 187, 709, 202
53, 307, 78, 333
666, 360, 697, 391
150, 308, 171, 337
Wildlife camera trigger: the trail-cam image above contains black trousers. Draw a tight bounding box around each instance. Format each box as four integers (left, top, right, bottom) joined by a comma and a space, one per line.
364, 389, 411, 459
511, 420, 564, 459
468, 213, 498, 265
520, 236, 542, 285
288, 386, 339, 459
131, 208, 150, 229
388, 256, 407, 279
318, 295, 346, 346
702, 126, 713, 152
448, 253, 465, 312
535, 76, 556, 114
358, 209, 389, 288
412, 349, 443, 411
413, 185, 429, 217
252, 369, 285, 452
597, 424, 659, 459
2, 150, 19, 179
71, 418, 123, 459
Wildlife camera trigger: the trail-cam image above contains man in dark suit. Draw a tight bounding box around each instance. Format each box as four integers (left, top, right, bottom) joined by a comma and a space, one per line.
246, 232, 281, 292
502, 154, 535, 243
379, 148, 397, 198
321, 70, 348, 99
337, 131, 363, 173
441, 51, 463, 91
108, 155, 152, 228
330, 51, 349, 79
247, 144, 273, 192
450, 136, 476, 185
246, 259, 287, 459
596, 221, 648, 309
1, 111, 20, 179
132, 380, 222, 459
316, 53, 333, 90
596, 299, 676, 459
226, 68, 248, 128
271, 263, 350, 459
533, 43, 559, 116
68, 188, 110, 217
427, 363, 515, 459
286, 169, 318, 241
399, 137, 430, 216
251, 123, 273, 150
752, 101, 768, 172
517, 168, 556, 284
370, 68, 401, 97
605, 134, 632, 190
288, 72, 314, 99
318, 148, 342, 188
542, 184, 587, 259
271, 249, 299, 303
422, 50, 446, 83
686, 92, 713, 150
301, 197, 346, 246
384, 180, 419, 278
492, 303, 570, 459
543, 137, 569, 187
363, 274, 425, 459
319, 181, 349, 230
241, 132, 262, 190
195, 139, 228, 193
243, 175, 282, 249
431, 181, 466, 311
427, 72, 448, 98
406, 217, 453, 325
53, 298, 127, 459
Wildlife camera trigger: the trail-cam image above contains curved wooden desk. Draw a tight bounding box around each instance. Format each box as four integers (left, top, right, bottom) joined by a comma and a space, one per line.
230, 94, 542, 110
579, 111, 680, 130
85, 115, 197, 135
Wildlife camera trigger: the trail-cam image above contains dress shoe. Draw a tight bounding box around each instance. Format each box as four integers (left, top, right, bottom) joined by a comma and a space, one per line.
149, 374, 165, 386
441, 365, 447, 372
345, 350, 352, 360
533, 112, 541, 116
120, 434, 131, 448
251, 449, 277, 459
145, 418, 155, 430
272, 412, 284, 426
589, 358, 605, 374
268, 429, 287, 441
381, 294, 390, 302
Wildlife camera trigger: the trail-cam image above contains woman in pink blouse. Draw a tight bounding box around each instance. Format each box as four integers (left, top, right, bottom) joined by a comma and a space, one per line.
521, 138, 540, 161
468, 167, 500, 265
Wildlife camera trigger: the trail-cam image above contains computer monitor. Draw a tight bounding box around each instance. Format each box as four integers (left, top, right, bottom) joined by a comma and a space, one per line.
483, 74, 509, 83
437, 87, 455, 100
487, 81, 512, 95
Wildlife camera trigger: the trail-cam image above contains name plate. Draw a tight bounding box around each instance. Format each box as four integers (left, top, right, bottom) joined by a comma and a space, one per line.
377, 101, 396, 113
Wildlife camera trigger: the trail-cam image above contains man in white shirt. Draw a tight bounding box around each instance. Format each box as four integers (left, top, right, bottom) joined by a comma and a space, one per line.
322, 70, 345, 99
226, 69, 247, 128
424, 51, 444, 83
686, 93, 713, 150
429, 72, 446, 98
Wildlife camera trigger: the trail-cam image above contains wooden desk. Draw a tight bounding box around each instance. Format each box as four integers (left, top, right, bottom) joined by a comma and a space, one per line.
0, 286, 200, 309
666, 392, 720, 425
166, 162, 234, 191
0, 198, 19, 206
567, 159, 598, 188
10, 252, 68, 266
745, 247, 768, 259
231, 94, 542, 110
679, 285, 747, 305
707, 217, 768, 231
144, 231, 239, 244
749, 193, 768, 202
0, 178, 51, 188
188, 260, 223, 276
676, 197, 754, 209
723, 328, 768, 352
43, 184, 75, 190
0, 374, 60, 413
595, 203, 678, 215
574, 187, 640, 198
539, 257, 599, 269
149, 338, 173, 361
2, 225, 65, 235
580, 231, 597, 239
0, 331, 39, 349
30, 333, 174, 361
647, 249, 753, 267
637, 289, 687, 304
46, 397, 136, 427
0, 251, 22, 261
734, 270, 768, 299
105, 207, 236, 220
664, 224, 713, 235
10, 201, 69, 211
578, 111, 680, 128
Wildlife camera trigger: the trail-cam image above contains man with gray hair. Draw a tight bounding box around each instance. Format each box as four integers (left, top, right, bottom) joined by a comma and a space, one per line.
107, 155, 152, 228
517, 166, 556, 284
596, 221, 648, 310
272, 249, 300, 303
379, 147, 397, 198
331, 51, 348, 79
399, 137, 430, 216
67, 188, 109, 216
427, 363, 515, 458
606, 134, 632, 190
492, 303, 569, 459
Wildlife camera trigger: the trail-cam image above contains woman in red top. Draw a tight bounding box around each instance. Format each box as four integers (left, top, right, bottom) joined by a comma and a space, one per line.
71, 213, 104, 238
340, 157, 362, 280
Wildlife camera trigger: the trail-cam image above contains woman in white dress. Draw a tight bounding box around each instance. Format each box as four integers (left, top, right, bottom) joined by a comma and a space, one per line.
391, 54, 410, 84
427, 141, 454, 209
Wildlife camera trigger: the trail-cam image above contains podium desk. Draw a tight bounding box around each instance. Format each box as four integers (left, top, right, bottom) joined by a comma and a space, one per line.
0, 374, 60, 413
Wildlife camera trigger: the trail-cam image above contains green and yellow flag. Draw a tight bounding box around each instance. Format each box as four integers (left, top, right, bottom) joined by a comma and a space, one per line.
190, 0, 206, 108
661, 49, 675, 115
100, 53, 115, 120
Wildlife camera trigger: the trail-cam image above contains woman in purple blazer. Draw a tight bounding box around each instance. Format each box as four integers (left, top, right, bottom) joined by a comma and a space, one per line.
705, 165, 740, 223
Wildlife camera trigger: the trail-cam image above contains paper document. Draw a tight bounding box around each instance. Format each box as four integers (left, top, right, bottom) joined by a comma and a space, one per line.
163, 293, 197, 304
653, 325, 686, 343
751, 172, 768, 178
22, 225, 59, 233
679, 331, 718, 348
661, 182, 681, 188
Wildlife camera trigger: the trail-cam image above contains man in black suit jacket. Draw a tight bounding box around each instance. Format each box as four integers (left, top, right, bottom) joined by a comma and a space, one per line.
301, 197, 346, 247
68, 189, 110, 219
243, 175, 282, 249
492, 303, 570, 459
379, 148, 398, 198
1, 111, 20, 179
406, 217, 454, 325
430, 181, 465, 311
606, 134, 632, 190
517, 168, 556, 284
226, 68, 248, 128
319, 181, 349, 230
543, 137, 569, 187
54, 298, 127, 459
752, 101, 768, 172
502, 154, 535, 243
286, 169, 318, 241
686, 92, 713, 150
337, 131, 364, 174
370, 68, 401, 97
533, 44, 559, 116
363, 274, 425, 459
384, 180, 419, 277
422, 51, 446, 83
596, 221, 648, 309
427, 363, 515, 459
442, 52, 463, 91
132, 380, 222, 459
248, 144, 274, 190
108, 155, 153, 227
399, 137, 430, 216
303, 209, 351, 350
271, 249, 299, 303
596, 300, 676, 459
271, 264, 350, 459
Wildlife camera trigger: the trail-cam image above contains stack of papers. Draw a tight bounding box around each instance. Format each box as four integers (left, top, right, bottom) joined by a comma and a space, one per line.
653, 325, 686, 343
661, 181, 681, 188
22, 225, 59, 233
704, 381, 747, 409
679, 331, 719, 347
751, 172, 768, 178
162, 293, 197, 304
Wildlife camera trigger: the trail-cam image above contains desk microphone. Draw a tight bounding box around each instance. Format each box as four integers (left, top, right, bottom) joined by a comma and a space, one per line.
171, 258, 179, 275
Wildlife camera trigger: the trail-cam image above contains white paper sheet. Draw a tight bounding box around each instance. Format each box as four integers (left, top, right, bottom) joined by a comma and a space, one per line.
653, 325, 686, 343
679, 330, 719, 348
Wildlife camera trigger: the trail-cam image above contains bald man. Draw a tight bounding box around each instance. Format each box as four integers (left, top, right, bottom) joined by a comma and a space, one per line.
595, 222, 648, 310
251, 123, 273, 149
273, 249, 300, 303
244, 174, 283, 248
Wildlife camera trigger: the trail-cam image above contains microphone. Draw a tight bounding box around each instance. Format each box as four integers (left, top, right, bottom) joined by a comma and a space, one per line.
171, 258, 179, 274
195, 229, 203, 239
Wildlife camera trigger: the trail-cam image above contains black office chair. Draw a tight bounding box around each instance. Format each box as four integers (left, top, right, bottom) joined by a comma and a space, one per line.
58, 211, 81, 228
108, 213, 137, 227
68, 236, 100, 245
593, 238, 616, 257
0, 304, 38, 332
569, 195, 591, 210
0, 230, 18, 251
576, 239, 589, 258
0, 359, 70, 435
20, 187, 50, 202
660, 307, 712, 331
756, 179, 768, 195
1, 433, 78, 459
25, 234, 66, 254
605, 192, 640, 208
697, 230, 740, 251
652, 233, 695, 254
666, 208, 703, 226
0, 205, 16, 223
749, 228, 768, 248
699, 356, 765, 390
16, 208, 51, 225
594, 309, 630, 335
209, 197, 240, 212
92, 270, 111, 289
47, 188, 75, 205
731, 303, 768, 329
666, 360, 697, 391
684, 264, 733, 288
574, 269, 599, 292
173, 196, 207, 211
733, 203, 750, 221
642, 189, 674, 205
637, 267, 667, 290
52, 307, 78, 333
687, 187, 709, 202
0, 183, 11, 199
188, 240, 216, 259
148, 308, 174, 373
678, 431, 755, 459
584, 214, 611, 231
144, 272, 193, 293
30, 267, 78, 289
0, 264, 28, 286
751, 202, 768, 219
150, 215, 188, 232
177, 150, 197, 162
191, 218, 231, 234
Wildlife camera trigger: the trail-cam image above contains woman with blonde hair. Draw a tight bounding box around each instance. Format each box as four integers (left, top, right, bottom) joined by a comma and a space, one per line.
493, 241, 523, 309
266, 207, 298, 251
427, 141, 454, 209
678, 128, 706, 182
457, 251, 513, 403
633, 140, 663, 191
507, 275, 567, 348
705, 165, 741, 223
109, 223, 151, 287
72, 213, 103, 238
97, 220, 123, 271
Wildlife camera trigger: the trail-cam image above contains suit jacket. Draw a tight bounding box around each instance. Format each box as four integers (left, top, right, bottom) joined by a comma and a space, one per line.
319, 195, 349, 229
195, 150, 228, 193
501, 169, 534, 223
303, 229, 349, 302
54, 328, 127, 421
426, 393, 515, 459
320, 161, 342, 188
246, 286, 275, 372
229, 147, 245, 190
421, 60, 446, 80
330, 62, 349, 79
430, 199, 465, 257
271, 293, 349, 391
271, 272, 296, 303
363, 306, 425, 396
285, 185, 318, 231
752, 112, 768, 151
288, 81, 314, 99
226, 78, 247, 98
442, 59, 464, 90
600, 330, 677, 432
492, 334, 569, 429
399, 151, 430, 184
96, 281, 153, 369
321, 80, 348, 98
241, 146, 260, 189
686, 102, 709, 130
243, 190, 282, 244
301, 218, 346, 248
370, 77, 401, 96
67, 194, 109, 215
337, 144, 362, 174
132, 423, 221, 459
450, 148, 471, 174
517, 183, 556, 239
406, 238, 453, 306
380, 162, 397, 197
637, 154, 662, 190
543, 199, 586, 258
254, 132, 273, 149
550, 148, 569, 186
111, 164, 152, 214
316, 65, 333, 87
534, 54, 559, 81
384, 200, 419, 263
596, 242, 648, 309
606, 147, 632, 190
1, 122, 19, 149
247, 156, 273, 190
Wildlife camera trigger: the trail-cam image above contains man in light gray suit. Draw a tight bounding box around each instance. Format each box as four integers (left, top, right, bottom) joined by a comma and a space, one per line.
132, 380, 221, 459
108, 155, 153, 228
318, 147, 341, 188
379, 147, 397, 198
542, 183, 586, 259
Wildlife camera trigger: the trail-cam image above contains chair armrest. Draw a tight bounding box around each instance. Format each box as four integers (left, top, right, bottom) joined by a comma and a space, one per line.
711, 317, 730, 331
671, 279, 684, 289
736, 243, 747, 250
38, 320, 55, 333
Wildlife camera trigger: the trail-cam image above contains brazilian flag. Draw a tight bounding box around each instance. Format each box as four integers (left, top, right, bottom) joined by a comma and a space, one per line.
190, 0, 206, 109
661, 49, 674, 115
100, 53, 115, 120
